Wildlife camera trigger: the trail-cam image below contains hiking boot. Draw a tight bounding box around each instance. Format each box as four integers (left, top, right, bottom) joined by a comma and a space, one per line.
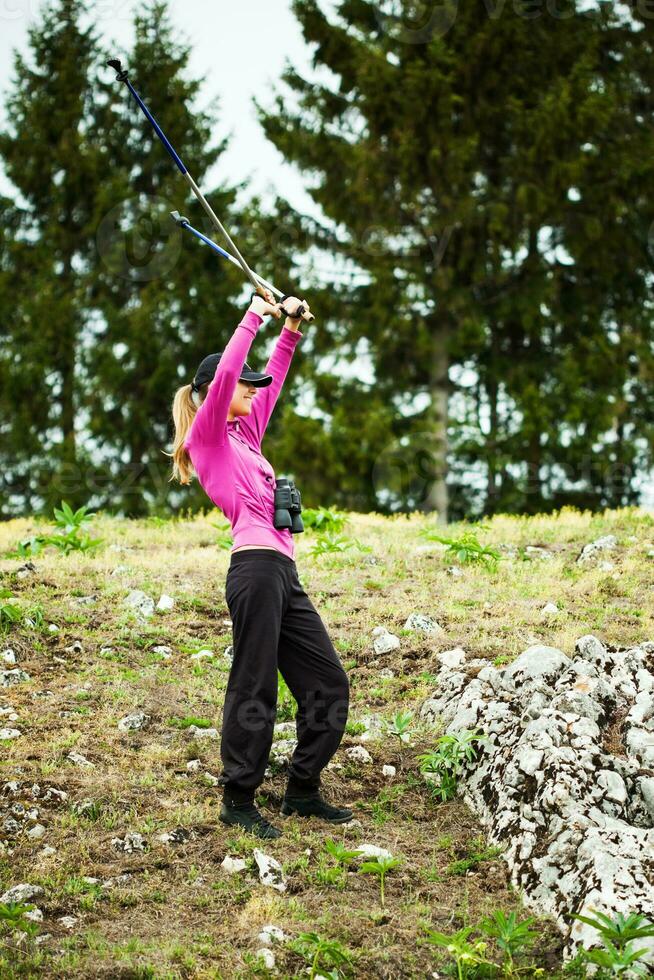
280, 789, 354, 823
219, 800, 282, 839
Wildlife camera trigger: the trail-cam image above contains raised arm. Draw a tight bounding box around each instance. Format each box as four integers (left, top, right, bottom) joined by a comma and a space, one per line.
242, 322, 304, 447
187, 296, 280, 448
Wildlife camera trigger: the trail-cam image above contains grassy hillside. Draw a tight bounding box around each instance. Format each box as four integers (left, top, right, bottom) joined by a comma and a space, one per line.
1, 504, 653, 978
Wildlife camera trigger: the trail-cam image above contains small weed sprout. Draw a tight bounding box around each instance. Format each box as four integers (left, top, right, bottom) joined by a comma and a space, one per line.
290, 930, 354, 979
359, 855, 402, 907
479, 908, 539, 971
420, 526, 502, 571
568, 909, 654, 976
417, 728, 488, 802
387, 709, 414, 743
422, 923, 492, 979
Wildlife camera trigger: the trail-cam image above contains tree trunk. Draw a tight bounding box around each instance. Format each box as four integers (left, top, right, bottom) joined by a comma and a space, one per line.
425, 319, 450, 524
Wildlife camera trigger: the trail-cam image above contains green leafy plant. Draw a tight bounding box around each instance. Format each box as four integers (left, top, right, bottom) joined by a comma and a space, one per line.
0, 899, 41, 949
208, 516, 233, 550
0, 590, 22, 633
386, 709, 414, 743
422, 923, 492, 980
359, 855, 402, 907
568, 909, 654, 976
416, 729, 488, 802
421, 527, 502, 571
309, 532, 356, 556
290, 930, 354, 979
445, 837, 502, 876
323, 838, 363, 866
11, 500, 103, 557
302, 507, 348, 534
479, 909, 539, 972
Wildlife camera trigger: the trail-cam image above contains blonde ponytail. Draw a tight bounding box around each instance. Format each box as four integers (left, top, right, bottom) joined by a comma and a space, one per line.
164, 382, 204, 485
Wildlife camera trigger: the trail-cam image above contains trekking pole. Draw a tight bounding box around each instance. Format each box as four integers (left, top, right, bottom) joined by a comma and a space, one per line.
107, 58, 314, 323
170, 212, 280, 297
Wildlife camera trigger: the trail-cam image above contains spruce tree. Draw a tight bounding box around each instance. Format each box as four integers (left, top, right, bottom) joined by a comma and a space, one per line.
0, 0, 105, 517
257, 0, 654, 518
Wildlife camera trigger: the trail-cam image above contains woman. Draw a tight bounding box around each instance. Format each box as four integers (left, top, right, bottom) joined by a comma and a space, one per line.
169, 290, 352, 839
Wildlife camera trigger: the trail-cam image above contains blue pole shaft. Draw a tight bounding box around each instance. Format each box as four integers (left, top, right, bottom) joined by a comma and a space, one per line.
178, 219, 281, 297
124, 77, 187, 175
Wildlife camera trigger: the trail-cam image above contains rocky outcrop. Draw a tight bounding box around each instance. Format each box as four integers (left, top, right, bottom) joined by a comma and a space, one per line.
420, 635, 654, 966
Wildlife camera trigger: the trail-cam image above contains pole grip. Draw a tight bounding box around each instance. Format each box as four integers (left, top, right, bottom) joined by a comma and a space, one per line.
281, 295, 315, 324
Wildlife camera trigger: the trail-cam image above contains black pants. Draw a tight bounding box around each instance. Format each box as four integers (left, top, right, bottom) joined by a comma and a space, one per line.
218, 548, 350, 804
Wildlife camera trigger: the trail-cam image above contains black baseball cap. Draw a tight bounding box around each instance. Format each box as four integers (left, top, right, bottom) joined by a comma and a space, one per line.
191, 353, 273, 393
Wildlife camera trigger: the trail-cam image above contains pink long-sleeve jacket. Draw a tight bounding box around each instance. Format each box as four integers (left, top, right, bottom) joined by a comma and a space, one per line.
184, 310, 304, 560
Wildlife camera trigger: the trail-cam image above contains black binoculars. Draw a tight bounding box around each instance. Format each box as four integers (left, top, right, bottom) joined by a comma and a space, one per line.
273, 478, 303, 534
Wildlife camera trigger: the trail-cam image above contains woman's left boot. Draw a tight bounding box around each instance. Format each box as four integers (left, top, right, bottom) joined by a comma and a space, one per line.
280, 775, 353, 823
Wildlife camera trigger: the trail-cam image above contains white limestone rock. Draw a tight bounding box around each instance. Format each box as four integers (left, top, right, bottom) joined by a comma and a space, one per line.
371, 626, 400, 655
254, 849, 286, 892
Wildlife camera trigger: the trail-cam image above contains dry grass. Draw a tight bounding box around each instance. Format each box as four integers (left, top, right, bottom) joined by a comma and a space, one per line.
1, 503, 653, 977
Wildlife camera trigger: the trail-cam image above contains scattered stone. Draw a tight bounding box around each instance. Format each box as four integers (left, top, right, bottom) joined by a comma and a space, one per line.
27, 824, 46, 840
72, 799, 97, 817
24, 907, 43, 922
157, 594, 175, 612
67, 751, 95, 768
16, 562, 36, 578
345, 746, 373, 764
187, 726, 219, 739
371, 626, 400, 655
73, 595, 96, 606
117, 712, 150, 732
524, 546, 553, 560
274, 721, 296, 736
111, 565, 131, 576
541, 602, 559, 617
158, 827, 194, 844
253, 849, 286, 892
270, 738, 298, 765
221, 855, 247, 874
1, 669, 31, 687
438, 647, 466, 670
64, 641, 84, 654
190, 649, 214, 660
58, 916, 78, 929
1, 649, 16, 665
41, 787, 67, 804
447, 566, 464, 576
256, 948, 276, 969
355, 843, 393, 861
0, 728, 21, 740
186, 759, 202, 772
152, 645, 172, 657
0, 883, 44, 904
577, 534, 617, 564
258, 924, 287, 945
223, 645, 234, 660
39, 846, 57, 858
404, 613, 443, 635
379, 667, 395, 679
382, 765, 396, 778
203, 772, 220, 786
112, 832, 148, 853
123, 590, 155, 619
